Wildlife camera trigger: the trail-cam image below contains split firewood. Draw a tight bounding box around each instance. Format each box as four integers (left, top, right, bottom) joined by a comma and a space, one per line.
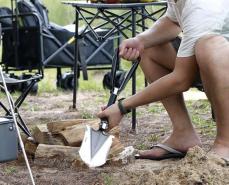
47, 119, 99, 134
109, 146, 136, 166
32, 124, 65, 145
109, 126, 120, 138
59, 121, 99, 146
58, 120, 121, 146
35, 144, 85, 168
108, 137, 124, 159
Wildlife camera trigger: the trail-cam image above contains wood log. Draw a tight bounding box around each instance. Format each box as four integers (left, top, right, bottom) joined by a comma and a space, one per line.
17, 140, 38, 162
59, 121, 99, 147
35, 144, 85, 168
109, 126, 120, 138
25, 140, 38, 157
109, 146, 136, 166
32, 124, 65, 145
108, 137, 124, 159
47, 119, 99, 134
59, 121, 121, 147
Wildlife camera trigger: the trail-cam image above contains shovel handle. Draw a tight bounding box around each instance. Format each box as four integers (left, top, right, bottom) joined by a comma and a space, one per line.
99, 56, 140, 131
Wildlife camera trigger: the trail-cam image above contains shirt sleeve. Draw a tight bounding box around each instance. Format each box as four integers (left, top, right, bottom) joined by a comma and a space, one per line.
177, 1, 223, 57
165, 2, 178, 22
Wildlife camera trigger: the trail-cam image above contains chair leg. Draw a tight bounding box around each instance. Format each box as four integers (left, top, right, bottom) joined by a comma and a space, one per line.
1, 101, 32, 137
16, 113, 32, 137
15, 80, 37, 108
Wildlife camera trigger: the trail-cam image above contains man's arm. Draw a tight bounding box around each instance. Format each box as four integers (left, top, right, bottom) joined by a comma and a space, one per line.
136, 16, 181, 49
97, 56, 199, 128
119, 16, 181, 60
122, 56, 198, 109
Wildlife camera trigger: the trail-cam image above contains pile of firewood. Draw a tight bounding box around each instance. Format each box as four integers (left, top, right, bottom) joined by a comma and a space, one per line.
24, 119, 125, 168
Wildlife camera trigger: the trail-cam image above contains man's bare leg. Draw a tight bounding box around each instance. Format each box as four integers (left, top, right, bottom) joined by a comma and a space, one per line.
139, 43, 201, 157
195, 36, 229, 159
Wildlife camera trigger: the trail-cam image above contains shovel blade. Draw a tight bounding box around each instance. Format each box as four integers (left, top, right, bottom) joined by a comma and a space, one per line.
79, 125, 114, 168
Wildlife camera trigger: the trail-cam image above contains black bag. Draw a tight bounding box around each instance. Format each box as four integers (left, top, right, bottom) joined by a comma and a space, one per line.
0, 7, 13, 27
31, 0, 49, 27
17, 0, 48, 27
2, 0, 45, 70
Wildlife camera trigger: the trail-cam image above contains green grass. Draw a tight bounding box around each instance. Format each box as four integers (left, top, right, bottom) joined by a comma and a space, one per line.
135, 143, 148, 150
186, 100, 216, 137
38, 68, 110, 93
101, 173, 113, 185
148, 102, 166, 114
148, 134, 160, 142
3, 166, 17, 174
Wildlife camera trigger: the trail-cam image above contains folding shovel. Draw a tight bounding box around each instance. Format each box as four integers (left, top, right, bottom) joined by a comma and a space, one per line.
79, 49, 139, 168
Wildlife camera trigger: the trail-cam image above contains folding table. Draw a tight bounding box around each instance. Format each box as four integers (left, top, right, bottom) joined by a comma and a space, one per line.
62, 0, 167, 130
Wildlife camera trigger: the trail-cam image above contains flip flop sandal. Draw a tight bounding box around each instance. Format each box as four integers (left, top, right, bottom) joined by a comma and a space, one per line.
135, 143, 186, 160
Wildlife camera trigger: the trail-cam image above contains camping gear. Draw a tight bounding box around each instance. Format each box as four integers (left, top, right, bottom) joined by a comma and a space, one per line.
0, 72, 42, 138
0, 20, 41, 138
0, 117, 18, 162
79, 50, 139, 167
0, 65, 35, 185
0, 0, 115, 78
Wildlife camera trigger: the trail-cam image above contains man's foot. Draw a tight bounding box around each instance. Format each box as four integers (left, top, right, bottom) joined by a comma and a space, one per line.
136, 131, 201, 160
135, 143, 186, 160
210, 141, 229, 161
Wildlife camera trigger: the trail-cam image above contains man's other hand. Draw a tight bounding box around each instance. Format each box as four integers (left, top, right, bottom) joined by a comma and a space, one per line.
119, 37, 144, 61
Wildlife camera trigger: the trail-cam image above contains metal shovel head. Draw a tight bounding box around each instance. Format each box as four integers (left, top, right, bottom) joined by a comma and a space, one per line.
79, 125, 114, 168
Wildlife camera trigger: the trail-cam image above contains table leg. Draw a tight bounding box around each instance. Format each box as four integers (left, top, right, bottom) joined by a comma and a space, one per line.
73, 8, 79, 109
131, 8, 137, 131
141, 8, 148, 88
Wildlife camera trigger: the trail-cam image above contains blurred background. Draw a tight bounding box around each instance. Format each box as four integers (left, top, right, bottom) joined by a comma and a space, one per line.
0, 0, 75, 25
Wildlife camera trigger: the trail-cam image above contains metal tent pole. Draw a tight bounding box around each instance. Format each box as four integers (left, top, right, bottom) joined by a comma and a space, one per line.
0, 66, 35, 185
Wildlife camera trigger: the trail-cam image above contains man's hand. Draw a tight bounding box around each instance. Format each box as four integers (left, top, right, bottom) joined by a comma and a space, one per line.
97, 104, 123, 130
119, 37, 144, 61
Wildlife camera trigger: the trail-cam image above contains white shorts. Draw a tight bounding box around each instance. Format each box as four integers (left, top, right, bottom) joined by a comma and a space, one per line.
166, 0, 229, 57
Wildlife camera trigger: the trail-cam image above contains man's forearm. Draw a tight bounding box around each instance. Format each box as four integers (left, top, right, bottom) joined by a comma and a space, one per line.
136, 16, 181, 49
123, 72, 183, 109
123, 55, 198, 109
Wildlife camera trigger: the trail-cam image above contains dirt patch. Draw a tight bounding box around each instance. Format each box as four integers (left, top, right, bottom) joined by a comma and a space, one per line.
111, 146, 229, 185
0, 91, 228, 185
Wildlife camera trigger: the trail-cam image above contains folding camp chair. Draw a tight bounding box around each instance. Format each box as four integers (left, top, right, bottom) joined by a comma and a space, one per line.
0, 72, 42, 138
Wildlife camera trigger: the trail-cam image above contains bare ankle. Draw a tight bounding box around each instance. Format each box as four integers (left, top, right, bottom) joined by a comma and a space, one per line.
214, 139, 229, 148
172, 122, 196, 133
172, 127, 199, 139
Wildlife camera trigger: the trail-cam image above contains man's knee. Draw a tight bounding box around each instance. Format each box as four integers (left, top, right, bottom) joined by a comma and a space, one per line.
195, 36, 216, 65
141, 43, 176, 68
195, 35, 228, 69
141, 44, 165, 58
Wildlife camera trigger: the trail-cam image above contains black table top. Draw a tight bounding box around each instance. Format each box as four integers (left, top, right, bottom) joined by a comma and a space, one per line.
62, 0, 167, 9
